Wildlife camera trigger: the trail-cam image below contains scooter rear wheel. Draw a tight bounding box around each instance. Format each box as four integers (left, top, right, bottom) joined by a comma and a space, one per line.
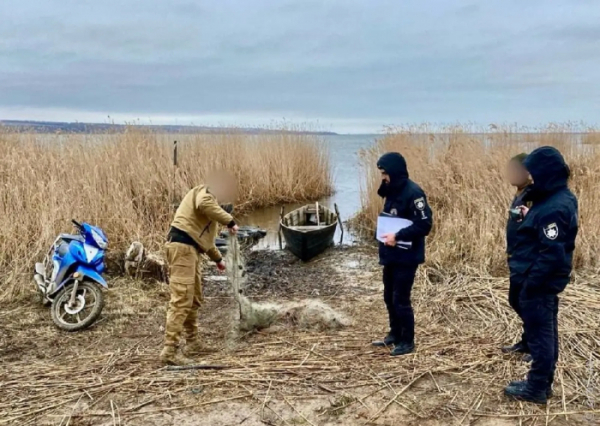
51, 281, 104, 331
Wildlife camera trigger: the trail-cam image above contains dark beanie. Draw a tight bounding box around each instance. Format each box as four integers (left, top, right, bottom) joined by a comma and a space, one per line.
510, 153, 527, 164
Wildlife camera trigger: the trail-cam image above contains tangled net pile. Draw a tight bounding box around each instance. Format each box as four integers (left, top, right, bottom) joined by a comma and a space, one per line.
225, 237, 350, 332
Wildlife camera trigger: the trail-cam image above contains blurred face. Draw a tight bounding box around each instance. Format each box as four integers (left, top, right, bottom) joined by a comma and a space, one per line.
506, 160, 529, 188
380, 170, 390, 183
206, 170, 238, 202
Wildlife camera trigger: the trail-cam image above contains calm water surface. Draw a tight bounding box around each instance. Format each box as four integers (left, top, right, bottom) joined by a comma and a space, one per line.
241, 134, 381, 248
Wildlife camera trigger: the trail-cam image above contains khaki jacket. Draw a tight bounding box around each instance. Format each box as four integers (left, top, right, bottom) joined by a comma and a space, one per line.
171, 185, 234, 262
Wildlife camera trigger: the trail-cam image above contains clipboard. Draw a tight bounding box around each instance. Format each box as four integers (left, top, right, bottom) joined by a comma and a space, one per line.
376, 215, 413, 248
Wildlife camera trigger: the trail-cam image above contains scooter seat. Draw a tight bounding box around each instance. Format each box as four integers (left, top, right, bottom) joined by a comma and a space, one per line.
59, 233, 84, 243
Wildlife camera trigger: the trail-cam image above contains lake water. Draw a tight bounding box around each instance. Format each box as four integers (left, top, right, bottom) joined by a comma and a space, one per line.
241, 134, 381, 248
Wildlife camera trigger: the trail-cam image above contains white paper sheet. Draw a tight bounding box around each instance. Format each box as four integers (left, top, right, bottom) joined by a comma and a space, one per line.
376, 216, 413, 248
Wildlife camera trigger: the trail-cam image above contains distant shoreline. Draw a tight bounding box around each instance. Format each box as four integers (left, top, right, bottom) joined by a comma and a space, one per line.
0, 120, 338, 135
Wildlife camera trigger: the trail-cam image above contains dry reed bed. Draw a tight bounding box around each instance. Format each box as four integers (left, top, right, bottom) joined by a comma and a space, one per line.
0, 129, 332, 301
1, 248, 598, 425
354, 128, 600, 275
2, 128, 600, 424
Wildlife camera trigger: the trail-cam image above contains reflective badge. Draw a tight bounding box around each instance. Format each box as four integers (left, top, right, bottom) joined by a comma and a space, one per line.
390, 208, 398, 216
544, 223, 559, 240
414, 197, 426, 211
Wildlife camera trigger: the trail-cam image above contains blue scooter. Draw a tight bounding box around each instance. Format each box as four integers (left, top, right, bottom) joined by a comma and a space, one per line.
34, 220, 108, 331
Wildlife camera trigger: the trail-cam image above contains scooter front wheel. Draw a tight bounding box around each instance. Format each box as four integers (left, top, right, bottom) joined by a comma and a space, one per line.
51, 281, 105, 331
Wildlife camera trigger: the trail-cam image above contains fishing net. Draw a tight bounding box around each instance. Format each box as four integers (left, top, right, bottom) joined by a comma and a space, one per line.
225, 237, 350, 332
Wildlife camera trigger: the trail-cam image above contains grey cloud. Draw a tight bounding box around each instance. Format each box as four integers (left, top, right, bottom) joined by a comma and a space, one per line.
1, 0, 600, 131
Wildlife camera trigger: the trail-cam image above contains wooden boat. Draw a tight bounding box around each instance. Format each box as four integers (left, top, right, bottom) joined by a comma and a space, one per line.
280, 203, 338, 261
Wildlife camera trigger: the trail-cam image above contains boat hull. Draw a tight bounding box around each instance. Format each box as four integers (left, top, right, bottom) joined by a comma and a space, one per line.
281, 223, 337, 261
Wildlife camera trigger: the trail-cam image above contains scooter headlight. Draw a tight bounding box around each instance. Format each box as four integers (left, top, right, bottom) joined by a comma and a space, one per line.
91, 229, 108, 249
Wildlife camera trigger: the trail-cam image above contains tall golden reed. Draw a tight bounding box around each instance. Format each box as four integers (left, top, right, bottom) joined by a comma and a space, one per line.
355, 126, 600, 275
0, 128, 332, 301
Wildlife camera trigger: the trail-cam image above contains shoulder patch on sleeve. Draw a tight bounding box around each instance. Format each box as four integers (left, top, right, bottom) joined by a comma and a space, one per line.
543, 223, 559, 240
414, 197, 426, 211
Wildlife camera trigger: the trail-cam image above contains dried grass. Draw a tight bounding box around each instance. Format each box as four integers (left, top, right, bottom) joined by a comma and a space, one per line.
1, 248, 598, 425
0, 128, 332, 302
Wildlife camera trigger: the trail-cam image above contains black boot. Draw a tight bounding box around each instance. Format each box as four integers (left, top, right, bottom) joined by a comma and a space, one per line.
372, 334, 396, 347
507, 380, 553, 398
390, 342, 415, 357
501, 341, 529, 354
504, 383, 548, 405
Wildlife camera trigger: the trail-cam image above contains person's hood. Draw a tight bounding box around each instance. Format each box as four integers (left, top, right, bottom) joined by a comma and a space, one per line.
523, 146, 570, 200
377, 152, 409, 197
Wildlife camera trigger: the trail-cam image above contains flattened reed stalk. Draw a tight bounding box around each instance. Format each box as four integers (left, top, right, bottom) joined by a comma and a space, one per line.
0, 129, 332, 301
355, 126, 600, 274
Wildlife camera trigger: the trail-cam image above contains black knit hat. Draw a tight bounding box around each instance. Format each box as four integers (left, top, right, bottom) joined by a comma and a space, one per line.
510, 153, 527, 164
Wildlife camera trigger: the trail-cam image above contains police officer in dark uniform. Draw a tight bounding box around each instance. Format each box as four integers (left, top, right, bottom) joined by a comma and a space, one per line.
502, 153, 533, 359
371, 152, 433, 356
504, 146, 578, 404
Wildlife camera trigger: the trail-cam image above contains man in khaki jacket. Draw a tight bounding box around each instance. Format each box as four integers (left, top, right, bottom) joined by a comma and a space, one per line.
160, 177, 238, 365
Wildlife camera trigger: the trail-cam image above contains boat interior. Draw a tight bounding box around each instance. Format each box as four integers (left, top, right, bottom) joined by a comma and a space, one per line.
282, 203, 337, 231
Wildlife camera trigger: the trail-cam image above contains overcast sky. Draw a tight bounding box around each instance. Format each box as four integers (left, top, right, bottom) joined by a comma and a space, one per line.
1, 0, 599, 133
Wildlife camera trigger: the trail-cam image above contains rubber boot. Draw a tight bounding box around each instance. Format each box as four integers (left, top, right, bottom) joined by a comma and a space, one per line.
390, 342, 415, 357
501, 341, 529, 354
160, 346, 194, 366
507, 380, 553, 398
504, 383, 548, 405
372, 334, 396, 348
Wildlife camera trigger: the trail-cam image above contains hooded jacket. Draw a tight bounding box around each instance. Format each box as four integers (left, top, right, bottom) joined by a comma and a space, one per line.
506, 153, 532, 257
169, 185, 235, 263
506, 186, 530, 256
376, 152, 433, 265
508, 146, 578, 297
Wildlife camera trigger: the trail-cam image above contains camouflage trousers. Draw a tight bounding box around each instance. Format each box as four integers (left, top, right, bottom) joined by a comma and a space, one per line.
164, 242, 204, 348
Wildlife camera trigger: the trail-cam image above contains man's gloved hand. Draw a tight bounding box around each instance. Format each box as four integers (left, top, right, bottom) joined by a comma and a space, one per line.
216, 261, 226, 272
228, 224, 239, 235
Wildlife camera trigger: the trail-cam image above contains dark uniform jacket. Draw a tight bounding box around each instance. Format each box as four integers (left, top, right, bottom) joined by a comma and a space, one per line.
376, 153, 433, 266
508, 146, 578, 298
506, 187, 530, 257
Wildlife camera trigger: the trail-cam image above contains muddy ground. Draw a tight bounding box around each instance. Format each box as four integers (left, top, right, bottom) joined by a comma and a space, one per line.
0, 245, 596, 426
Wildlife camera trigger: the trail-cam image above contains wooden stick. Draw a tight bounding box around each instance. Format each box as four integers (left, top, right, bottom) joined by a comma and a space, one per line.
334, 203, 343, 245
315, 202, 320, 226
278, 206, 285, 250
172, 140, 178, 210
